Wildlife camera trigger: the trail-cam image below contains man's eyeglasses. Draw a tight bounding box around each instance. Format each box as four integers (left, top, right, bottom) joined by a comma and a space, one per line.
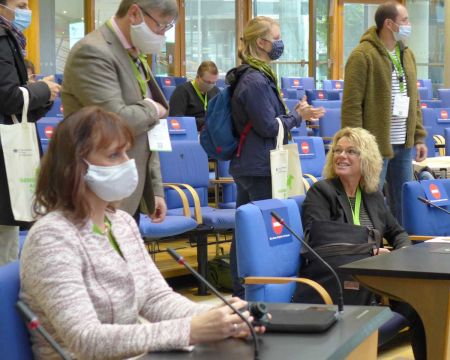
332, 147, 361, 157
139, 6, 176, 32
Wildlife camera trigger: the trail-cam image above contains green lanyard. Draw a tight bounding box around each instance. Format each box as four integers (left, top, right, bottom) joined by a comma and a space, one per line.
106, 20, 150, 98
348, 187, 362, 226
92, 217, 124, 258
387, 44, 406, 93
191, 80, 208, 111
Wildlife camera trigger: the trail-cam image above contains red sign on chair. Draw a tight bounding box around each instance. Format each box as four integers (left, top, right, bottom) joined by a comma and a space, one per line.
421, 103, 428, 108
440, 110, 448, 120
170, 119, 181, 130
318, 91, 324, 99
416, 81, 421, 88
271, 217, 283, 235
293, 79, 300, 87
429, 183, 442, 200
164, 78, 172, 86
301, 141, 310, 154
335, 82, 341, 89
44, 126, 54, 139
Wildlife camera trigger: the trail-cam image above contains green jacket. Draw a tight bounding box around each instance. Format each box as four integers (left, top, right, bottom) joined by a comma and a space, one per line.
342, 26, 426, 158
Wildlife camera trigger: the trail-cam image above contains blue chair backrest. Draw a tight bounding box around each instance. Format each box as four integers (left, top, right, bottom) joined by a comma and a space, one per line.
318, 108, 341, 138
294, 136, 326, 177
420, 100, 442, 108
438, 89, 450, 108
421, 108, 437, 128
236, 198, 303, 302
46, 97, 63, 118
290, 122, 308, 138
417, 79, 433, 100
281, 77, 315, 90
159, 140, 209, 209
0, 261, 33, 360
167, 116, 198, 141
162, 86, 176, 101
418, 87, 431, 101
311, 100, 342, 109
36, 117, 63, 154
322, 79, 344, 91
433, 108, 450, 136
305, 90, 340, 104
158, 76, 176, 88
174, 77, 187, 86
403, 179, 450, 235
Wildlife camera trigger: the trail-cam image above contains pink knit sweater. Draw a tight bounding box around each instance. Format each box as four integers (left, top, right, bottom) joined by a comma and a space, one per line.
20, 210, 208, 359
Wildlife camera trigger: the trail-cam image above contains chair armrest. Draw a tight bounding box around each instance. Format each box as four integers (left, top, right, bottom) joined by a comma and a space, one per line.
163, 184, 191, 217
210, 177, 235, 184
244, 276, 333, 305
165, 182, 203, 224
302, 177, 310, 191
409, 235, 434, 242
303, 173, 318, 183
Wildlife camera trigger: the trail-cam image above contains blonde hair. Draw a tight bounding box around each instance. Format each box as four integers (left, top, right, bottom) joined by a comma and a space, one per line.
238, 16, 279, 63
323, 127, 383, 193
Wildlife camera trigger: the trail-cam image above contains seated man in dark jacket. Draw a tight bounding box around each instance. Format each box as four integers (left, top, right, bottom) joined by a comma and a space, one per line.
169, 60, 220, 131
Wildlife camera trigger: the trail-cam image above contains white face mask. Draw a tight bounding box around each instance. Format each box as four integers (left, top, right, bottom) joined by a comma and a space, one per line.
130, 8, 166, 54
84, 159, 138, 202
393, 24, 412, 41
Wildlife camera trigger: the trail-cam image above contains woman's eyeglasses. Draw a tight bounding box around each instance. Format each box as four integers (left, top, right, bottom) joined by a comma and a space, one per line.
332, 148, 360, 157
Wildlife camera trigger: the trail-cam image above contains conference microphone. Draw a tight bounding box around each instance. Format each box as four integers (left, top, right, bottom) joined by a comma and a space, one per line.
167, 248, 260, 360
417, 196, 450, 215
16, 300, 70, 360
270, 211, 344, 313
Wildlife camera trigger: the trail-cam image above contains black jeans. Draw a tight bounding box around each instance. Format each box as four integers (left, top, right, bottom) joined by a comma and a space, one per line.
230, 175, 272, 298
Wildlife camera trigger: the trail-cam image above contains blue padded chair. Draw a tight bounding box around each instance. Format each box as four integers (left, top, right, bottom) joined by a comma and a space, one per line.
235, 198, 332, 304
290, 123, 308, 139
174, 76, 187, 86
36, 117, 63, 154
0, 261, 33, 360
281, 76, 315, 91
322, 79, 344, 91
318, 108, 341, 140
438, 89, 450, 108
416, 79, 433, 100
158, 76, 176, 88
311, 99, 342, 109
46, 97, 63, 118
420, 99, 442, 108
162, 86, 176, 101
305, 89, 340, 104
294, 136, 326, 189
402, 179, 450, 236
166, 116, 198, 141
421, 107, 437, 129
434, 108, 450, 136
418, 87, 431, 101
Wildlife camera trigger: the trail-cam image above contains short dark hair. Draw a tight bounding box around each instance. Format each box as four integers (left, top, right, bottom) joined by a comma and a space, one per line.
116, 0, 178, 19
34, 106, 134, 224
197, 61, 218, 77
375, 1, 401, 30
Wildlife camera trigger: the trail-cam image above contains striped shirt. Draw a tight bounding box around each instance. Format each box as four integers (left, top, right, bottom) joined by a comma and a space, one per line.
348, 197, 373, 230
389, 49, 407, 145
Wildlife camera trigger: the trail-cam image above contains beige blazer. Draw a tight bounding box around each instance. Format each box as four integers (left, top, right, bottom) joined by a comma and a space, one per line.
62, 24, 167, 215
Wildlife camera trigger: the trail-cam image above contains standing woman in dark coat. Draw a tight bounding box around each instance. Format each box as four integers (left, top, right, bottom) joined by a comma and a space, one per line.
227, 16, 325, 297
0, 0, 60, 265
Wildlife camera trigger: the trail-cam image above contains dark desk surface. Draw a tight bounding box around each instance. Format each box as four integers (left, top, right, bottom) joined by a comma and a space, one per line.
140, 304, 392, 360
340, 242, 450, 279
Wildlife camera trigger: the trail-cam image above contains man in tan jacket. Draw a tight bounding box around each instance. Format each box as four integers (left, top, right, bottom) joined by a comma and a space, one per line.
62, 0, 178, 224
342, 1, 427, 224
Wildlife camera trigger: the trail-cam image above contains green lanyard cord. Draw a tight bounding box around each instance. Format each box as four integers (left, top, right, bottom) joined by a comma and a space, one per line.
348, 187, 362, 226
191, 80, 208, 111
387, 44, 406, 93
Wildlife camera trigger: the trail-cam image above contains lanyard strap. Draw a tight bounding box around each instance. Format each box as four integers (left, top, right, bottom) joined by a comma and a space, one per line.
191, 80, 208, 111
106, 19, 150, 98
348, 187, 362, 226
387, 44, 406, 93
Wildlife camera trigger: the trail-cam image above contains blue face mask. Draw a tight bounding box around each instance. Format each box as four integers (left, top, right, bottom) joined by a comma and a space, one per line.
267, 39, 284, 61
13, 8, 32, 32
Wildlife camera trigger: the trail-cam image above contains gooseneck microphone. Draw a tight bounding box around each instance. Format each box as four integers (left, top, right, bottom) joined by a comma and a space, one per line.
270, 211, 344, 313
16, 300, 70, 360
417, 196, 450, 215
167, 248, 260, 360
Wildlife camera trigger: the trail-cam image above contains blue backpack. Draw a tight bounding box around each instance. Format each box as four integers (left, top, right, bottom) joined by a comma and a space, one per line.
200, 70, 252, 161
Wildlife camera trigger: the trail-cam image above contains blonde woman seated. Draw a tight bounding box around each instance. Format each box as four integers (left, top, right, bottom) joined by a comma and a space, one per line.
20, 106, 262, 360
294, 127, 425, 359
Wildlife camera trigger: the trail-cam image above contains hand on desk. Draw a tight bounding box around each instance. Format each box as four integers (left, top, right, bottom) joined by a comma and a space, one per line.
374, 247, 391, 255
189, 297, 267, 345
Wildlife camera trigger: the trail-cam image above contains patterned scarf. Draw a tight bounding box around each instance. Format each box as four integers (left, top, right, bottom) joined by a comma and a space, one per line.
246, 55, 288, 114
0, 15, 26, 55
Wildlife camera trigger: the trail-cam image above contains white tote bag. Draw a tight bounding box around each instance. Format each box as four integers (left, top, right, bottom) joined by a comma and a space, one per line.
0, 87, 40, 221
270, 118, 305, 199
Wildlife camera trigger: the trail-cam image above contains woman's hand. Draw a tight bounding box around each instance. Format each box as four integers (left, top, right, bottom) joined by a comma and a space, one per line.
189, 297, 266, 344
295, 96, 325, 122
374, 247, 391, 255
40, 75, 61, 102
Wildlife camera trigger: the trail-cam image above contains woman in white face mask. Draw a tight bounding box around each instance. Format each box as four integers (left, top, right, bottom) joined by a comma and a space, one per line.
20, 106, 264, 359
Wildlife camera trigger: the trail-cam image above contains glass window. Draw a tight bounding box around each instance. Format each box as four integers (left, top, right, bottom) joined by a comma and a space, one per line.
185, 0, 236, 78
39, 0, 84, 75
407, 0, 445, 94
254, 0, 310, 80
315, 0, 330, 87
